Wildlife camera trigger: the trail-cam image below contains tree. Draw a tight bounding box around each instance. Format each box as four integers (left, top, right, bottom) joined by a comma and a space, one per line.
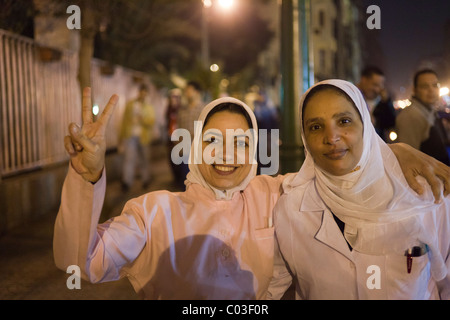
94, 0, 201, 87
93, 0, 274, 93
0, 0, 36, 37
2, 0, 274, 94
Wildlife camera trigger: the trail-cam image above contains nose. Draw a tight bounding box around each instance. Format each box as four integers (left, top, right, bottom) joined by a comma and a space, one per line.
214, 141, 235, 164
323, 125, 340, 145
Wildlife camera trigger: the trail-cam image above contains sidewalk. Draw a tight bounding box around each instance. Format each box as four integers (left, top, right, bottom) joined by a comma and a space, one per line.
0, 143, 181, 300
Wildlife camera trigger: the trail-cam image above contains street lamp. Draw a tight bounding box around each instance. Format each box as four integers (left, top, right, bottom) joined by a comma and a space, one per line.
218, 0, 235, 10
202, 0, 211, 68
201, 0, 235, 69
210, 64, 220, 72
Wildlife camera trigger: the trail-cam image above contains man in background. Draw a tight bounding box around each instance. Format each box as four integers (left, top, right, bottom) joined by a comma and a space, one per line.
357, 66, 396, 142
396, 69, 450, 165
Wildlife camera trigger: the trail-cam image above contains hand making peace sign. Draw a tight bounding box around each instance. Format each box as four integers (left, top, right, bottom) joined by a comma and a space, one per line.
64, 87, 119, 183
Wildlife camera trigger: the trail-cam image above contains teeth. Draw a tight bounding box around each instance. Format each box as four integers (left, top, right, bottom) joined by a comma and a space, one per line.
215, 165, 235, 172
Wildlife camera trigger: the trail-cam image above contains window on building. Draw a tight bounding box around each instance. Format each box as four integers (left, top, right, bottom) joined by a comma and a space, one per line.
319, 10, 325, 28
319, 49, 326, 74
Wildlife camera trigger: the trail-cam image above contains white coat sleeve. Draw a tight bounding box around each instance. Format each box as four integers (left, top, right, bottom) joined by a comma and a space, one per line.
53, 165, 147, 283
266, 235, 293, 300
436, 201, 450, 300
437, 253, 450, 300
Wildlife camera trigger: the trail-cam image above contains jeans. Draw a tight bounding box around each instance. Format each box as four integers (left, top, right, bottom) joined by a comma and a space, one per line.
122, 136, 151, 187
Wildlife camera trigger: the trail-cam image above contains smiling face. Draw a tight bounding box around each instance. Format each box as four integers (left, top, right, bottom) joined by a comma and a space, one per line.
198, 110, 253, 190
303, 88, 364, 176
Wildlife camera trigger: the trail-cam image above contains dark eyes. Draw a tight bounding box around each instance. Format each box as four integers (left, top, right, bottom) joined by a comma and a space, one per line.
209, 136, 219, 144
307, 118, 353, 132
206, 137, 248, 147
309, 124, 321, 131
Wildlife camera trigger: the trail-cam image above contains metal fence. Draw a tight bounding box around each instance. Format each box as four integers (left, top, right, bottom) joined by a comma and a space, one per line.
0, 29, 165, 178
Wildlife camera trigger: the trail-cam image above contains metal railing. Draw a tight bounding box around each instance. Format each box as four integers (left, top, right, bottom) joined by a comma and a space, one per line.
0, 29, 81, 177
0, 29, 164, 178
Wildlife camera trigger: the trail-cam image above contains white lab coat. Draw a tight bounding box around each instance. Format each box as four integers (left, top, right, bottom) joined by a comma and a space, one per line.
267, 180, 450, 300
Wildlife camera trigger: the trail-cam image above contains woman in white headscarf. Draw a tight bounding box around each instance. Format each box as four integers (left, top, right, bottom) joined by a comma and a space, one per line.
55, 88, 448, 300
267, 80, 449, 300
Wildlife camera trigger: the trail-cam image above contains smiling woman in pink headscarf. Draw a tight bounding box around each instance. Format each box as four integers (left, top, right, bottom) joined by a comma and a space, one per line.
268, 80, 449, 300
55, 92, 285, 299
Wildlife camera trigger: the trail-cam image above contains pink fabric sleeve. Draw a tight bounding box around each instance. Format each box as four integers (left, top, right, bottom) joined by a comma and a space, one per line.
53, 165, 147, 283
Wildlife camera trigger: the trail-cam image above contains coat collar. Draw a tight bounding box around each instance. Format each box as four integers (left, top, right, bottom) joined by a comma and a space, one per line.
314, 210, 354, 261
299, 181, 354, 261
299, 180, 325, 212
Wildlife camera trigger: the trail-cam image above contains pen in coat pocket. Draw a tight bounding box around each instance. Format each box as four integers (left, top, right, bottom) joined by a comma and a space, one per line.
405, 244, 429, 274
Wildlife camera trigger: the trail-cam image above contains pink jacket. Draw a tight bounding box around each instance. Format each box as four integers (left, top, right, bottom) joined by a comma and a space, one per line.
54, 165, 286, 299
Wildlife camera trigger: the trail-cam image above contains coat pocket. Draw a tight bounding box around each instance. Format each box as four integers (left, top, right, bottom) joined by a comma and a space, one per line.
254, 226, 275, 240
386, 253, 431, 299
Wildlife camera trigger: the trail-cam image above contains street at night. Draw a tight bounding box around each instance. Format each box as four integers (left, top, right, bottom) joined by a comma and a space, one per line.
1, 0, 449, 304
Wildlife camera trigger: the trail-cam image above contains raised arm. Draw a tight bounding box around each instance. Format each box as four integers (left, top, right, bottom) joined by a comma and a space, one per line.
389, 143, 450, 203
54, 88, 132, 281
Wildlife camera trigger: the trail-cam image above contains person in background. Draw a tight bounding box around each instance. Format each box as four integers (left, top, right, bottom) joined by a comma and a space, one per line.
396, 69, 450, 165
165, 88, 183, 189
119, 84, 155, 191
176, 81, 205, 188
357, 66, 396, 142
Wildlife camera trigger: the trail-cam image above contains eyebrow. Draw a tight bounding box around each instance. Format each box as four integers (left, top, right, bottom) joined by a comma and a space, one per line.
305, 111, 355, 125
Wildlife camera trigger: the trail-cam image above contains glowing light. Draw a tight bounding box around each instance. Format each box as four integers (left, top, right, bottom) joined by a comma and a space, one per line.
203, 0, 212, 8
92, 104, 99, 116
440, 87, 449, 97
394, 99, 412, 109
218, 0, 234, 10
389, 131, 398, 142
210, 64, 220, 72
220, 78, 230, 87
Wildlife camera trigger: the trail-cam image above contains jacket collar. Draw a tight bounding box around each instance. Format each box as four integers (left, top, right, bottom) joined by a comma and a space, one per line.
299, 181, 354, 261
299, 181, 325, 212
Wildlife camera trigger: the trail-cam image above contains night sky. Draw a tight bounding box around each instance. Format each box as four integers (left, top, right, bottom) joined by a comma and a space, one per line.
362, 0, 450, 99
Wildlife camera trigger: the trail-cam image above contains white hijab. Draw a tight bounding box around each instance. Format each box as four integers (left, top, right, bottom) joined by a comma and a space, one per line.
185, 97, 259, 201
284, 79, 446, 281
